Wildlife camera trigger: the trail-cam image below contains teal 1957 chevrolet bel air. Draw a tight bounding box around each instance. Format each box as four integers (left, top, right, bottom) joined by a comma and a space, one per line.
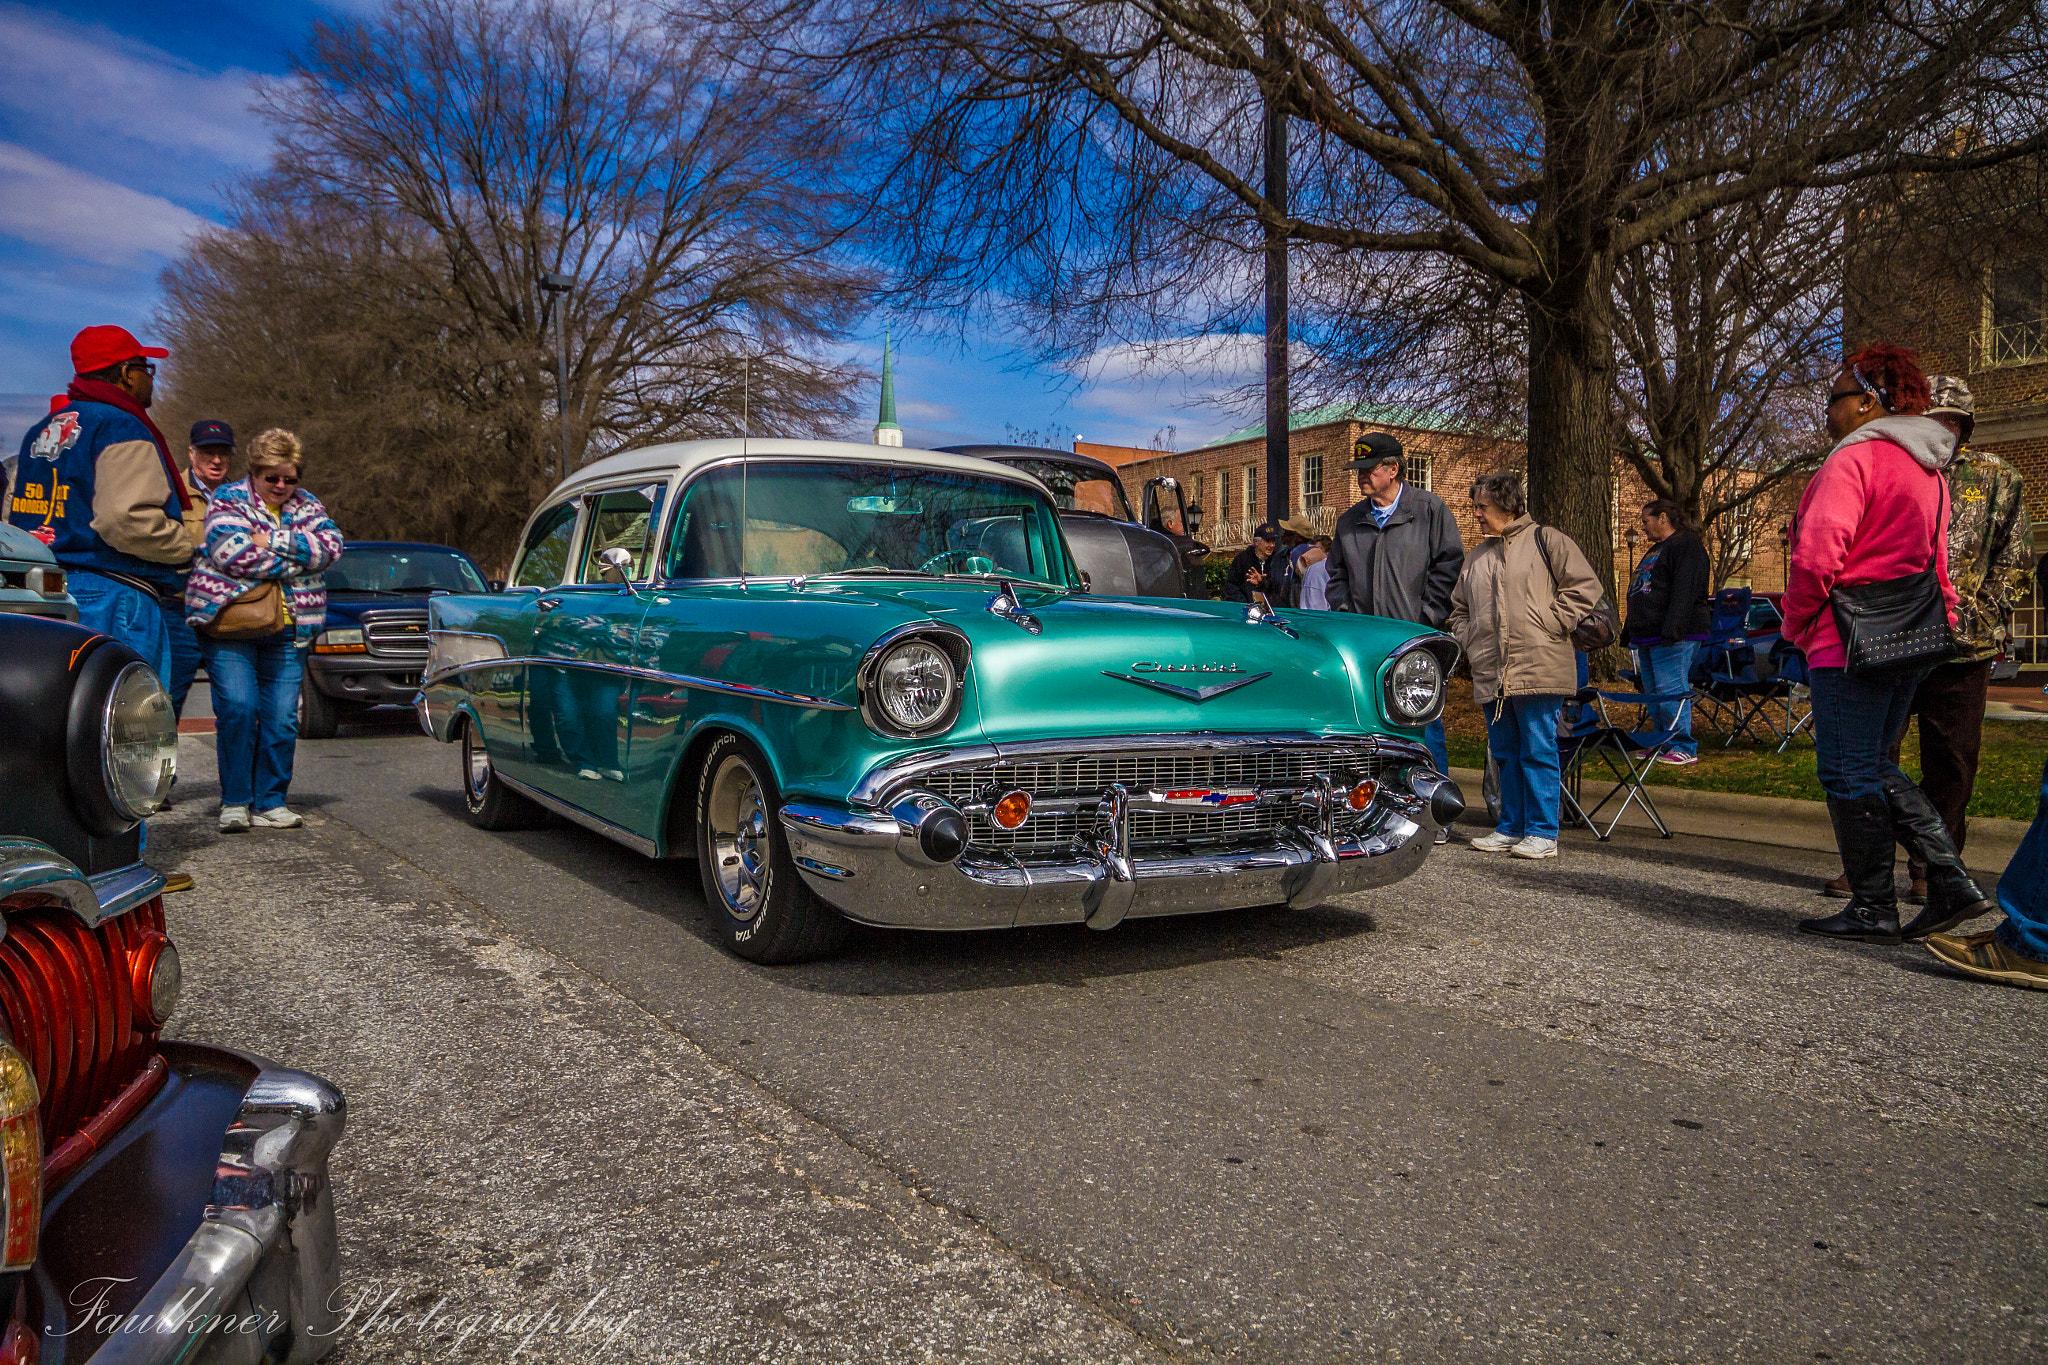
416, 439, 1463, 962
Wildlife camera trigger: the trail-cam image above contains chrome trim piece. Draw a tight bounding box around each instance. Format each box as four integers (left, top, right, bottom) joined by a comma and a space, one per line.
0, 840, 165, 928
1380, 632, 1461, 727
89, 861, 169, 924
1083, 784, 1135, 929
986, 580, 1043, 635
1244, 592, 1299, 639
1101, 668, 1271, 702
496, 771, 661, 857
856, 622, 972, 739
97, 1060, 346, 1365
421, 654, 854, 711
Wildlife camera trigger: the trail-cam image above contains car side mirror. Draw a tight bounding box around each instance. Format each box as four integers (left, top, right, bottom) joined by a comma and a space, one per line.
1076, 570, 1092, 594
596, 546, 635, 585
487, 579, 505, 593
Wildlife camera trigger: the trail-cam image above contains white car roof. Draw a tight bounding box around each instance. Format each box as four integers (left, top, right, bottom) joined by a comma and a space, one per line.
555, 438, 1051, 499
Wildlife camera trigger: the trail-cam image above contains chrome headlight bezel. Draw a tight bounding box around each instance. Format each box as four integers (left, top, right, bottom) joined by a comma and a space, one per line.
858, 625, 970, 739
100, 661, 177, 822
1380, 635, 1458, 729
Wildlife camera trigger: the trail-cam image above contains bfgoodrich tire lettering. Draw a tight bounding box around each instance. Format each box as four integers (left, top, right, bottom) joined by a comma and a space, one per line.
693, 733, 848, 964
461, 720, 539, 830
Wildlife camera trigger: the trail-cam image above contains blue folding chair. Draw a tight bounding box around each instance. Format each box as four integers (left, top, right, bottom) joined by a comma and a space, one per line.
1691, 588, 1755, 737
1558, 687, 1687, 840
1770, 639, 1814, 753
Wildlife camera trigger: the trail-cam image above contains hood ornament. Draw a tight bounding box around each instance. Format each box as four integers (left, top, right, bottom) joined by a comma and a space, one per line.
1244, 591, 1298, 639
1103, 667, 1271, 702
987, 580, 1042, 634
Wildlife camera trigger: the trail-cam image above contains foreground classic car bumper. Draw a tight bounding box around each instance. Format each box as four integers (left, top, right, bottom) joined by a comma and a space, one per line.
780, 736, 1462, 931
37, 1042, 345, 1365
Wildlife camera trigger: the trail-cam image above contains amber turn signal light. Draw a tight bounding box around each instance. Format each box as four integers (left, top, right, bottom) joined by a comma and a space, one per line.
992, 790, 1033, 829
0, 1042, 40, 1272
1347, 780, 1379, 811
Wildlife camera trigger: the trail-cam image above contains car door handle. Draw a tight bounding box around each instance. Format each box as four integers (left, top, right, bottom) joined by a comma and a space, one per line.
535, 597, 563, 612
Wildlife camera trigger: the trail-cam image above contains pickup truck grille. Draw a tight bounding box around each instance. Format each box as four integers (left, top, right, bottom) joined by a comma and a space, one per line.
362, 610, 431, 660
0, 898, 166, 1157
920, 743, 1389, 855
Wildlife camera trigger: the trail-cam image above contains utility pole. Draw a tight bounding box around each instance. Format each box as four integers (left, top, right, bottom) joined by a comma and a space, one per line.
1261, 17, 1289, 528
540, 271, 575, 486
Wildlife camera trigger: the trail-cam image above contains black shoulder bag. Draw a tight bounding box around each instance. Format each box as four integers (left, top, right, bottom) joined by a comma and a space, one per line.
1827, 477, 1956, 675
1533, 526, 1618, 652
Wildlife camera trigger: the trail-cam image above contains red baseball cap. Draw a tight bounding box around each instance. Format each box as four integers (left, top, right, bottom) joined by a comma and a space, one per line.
71, 325, 168, 375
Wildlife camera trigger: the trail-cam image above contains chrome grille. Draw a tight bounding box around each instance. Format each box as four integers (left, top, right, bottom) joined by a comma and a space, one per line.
362, 610, 430, 659
925, 743, 1387, 855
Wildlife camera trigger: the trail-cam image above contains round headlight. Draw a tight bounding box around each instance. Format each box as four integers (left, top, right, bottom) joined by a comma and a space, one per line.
1386, 649, 1443, 724
875, 640, 958, 734
103, 662, 178, 820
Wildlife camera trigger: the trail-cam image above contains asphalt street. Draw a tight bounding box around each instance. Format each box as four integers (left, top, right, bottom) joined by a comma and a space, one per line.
152, 713, 2048, 1363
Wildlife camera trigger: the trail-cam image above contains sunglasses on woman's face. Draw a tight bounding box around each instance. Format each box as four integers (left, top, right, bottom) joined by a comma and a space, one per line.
256, 473, 299, 487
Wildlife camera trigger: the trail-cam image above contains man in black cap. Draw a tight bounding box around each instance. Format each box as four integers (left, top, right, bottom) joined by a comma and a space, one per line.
1325, 432, 1465, 798
1223, 522, 1289, 603
164, 418, 237, 723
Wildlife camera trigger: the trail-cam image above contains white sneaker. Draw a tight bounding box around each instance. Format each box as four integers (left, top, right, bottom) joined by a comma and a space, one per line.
252, 806, 304, 829
1469, 831, 1518, 852
219, 805, 251, 833
1510, 836, 1559, 859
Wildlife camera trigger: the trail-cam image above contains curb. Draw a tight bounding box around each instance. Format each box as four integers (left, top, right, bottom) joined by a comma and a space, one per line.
1447, 766, 2029, 870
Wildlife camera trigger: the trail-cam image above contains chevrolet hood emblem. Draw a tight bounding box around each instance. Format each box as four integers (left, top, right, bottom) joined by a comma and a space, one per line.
1101, 667, 1272, 702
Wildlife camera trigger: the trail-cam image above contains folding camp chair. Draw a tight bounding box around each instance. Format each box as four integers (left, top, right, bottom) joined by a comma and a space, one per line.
1771, 640, 1814, 753
1558, 688, 1686, 840
1690, 588, 1755, 738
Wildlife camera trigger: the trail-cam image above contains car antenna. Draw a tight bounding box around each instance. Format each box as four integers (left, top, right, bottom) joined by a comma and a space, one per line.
738, 346, 749, 593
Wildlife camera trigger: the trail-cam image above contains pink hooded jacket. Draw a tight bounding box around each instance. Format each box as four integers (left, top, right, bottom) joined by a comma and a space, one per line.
1782, 415, 1960, 669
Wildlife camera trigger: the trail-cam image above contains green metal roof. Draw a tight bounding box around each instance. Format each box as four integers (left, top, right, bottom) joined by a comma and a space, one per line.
1194, 400, 1476, 449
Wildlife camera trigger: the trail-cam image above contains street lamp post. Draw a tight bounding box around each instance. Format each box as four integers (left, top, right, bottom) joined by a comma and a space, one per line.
539, 272, 575, 486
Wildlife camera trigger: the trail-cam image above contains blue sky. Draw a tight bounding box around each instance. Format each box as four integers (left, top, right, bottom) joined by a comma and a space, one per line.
0, 0, 1258, 453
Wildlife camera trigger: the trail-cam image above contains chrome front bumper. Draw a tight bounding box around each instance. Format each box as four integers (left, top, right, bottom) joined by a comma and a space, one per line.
94, 1056, 347, 1365
781, 765, 1462, 931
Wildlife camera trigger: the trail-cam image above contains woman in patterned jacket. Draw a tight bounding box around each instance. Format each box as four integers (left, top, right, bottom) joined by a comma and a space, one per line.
185, 428, 343, 833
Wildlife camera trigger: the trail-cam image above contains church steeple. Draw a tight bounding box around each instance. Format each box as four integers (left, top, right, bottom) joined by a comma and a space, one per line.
873, 331, 903, 446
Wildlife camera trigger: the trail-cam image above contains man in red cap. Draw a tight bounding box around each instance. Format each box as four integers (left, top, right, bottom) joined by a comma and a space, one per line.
7, 325, 195, 694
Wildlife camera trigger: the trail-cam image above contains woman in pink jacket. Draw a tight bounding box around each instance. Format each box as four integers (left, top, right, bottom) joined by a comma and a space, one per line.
1785, 343, 1995, 946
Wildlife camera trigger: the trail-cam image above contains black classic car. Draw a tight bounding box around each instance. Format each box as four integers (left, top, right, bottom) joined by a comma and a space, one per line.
301, 540, 492, 738
0, 612, 344, 1361
941, 445, 1210, 598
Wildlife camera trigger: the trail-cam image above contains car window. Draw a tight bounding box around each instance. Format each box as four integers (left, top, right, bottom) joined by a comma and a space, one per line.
325, 548, 484, 593
1747, 600, 1782, 629
1000, 458, 1134, 521
576, 486, 666, 582
663, 462, 1068, 584
511, 501, 579, 588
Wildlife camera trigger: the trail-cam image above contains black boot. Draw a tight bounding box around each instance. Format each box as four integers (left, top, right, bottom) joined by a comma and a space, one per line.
1801, 795, 1901, 944
1885, 778, 1997, 940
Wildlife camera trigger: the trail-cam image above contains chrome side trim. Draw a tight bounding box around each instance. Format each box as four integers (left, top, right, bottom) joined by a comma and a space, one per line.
97, 1061, 346, 1365
421, 655, 854, 711
0, 837, 96, 926
496, 771, 661, 857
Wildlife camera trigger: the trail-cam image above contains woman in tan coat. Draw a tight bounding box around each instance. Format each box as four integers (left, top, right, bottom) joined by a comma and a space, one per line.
1447, 471, 1605, 859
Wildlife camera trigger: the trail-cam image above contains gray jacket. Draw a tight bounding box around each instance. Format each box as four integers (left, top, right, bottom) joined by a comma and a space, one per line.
1324, 486, 1466, 628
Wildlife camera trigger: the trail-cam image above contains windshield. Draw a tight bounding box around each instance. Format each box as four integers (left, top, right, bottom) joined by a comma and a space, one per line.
325, 547, 485, 594
1000, 457, 1135, 521
664, 461, 1074, 586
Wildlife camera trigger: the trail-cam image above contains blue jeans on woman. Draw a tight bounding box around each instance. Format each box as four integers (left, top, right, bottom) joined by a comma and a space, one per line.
1808, 663, 1934, 801
201, 631, 304, 811
1632, 640, 1698, 757
1486, 695, 1564, 840
1994, 756, 2048, 965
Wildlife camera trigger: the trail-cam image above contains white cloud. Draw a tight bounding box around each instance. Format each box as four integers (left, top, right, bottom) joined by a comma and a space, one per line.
0, 3, 273, 167
0, 144, 209, 265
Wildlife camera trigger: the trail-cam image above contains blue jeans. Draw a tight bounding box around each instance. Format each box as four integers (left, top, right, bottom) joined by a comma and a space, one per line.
202, 632, 304, 810
1632, 641, 1698, 756
1994, 756, 2048, 965
1422, 718, 1449, 775
68, 570, 172, 688
160, 598, 202, 717
1486, 695, 1563, 840
1809, 663, 1932, 801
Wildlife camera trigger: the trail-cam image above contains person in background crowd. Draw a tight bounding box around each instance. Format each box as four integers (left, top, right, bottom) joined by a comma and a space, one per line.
1280, 516, 1319, 603
1925, 752, 2048, 990
1620, 498, 1710, 765
7, 326, 191, 688
1326, 432, 1466, 795
1448, 471, 1602, 861
160, 419, 238, 724
1820, 377, 2033, 915
186, 429, 343, 833
1298, 536, 1334, 610
1223, 523, 1287, 603
1783, 344, 1994, 946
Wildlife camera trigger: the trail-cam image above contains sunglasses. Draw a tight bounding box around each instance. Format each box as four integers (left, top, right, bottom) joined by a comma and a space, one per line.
124, 360, 157, 376
256, 473, 300, 487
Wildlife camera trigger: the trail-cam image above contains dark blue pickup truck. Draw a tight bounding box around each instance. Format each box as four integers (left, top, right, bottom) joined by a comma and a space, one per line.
302, 540, 493, 738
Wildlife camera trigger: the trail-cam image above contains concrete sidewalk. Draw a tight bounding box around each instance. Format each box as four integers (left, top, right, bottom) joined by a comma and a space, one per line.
1449, 765, 2030, 873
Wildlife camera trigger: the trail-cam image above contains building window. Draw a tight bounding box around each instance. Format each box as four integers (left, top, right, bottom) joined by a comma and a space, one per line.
1403, 451, 1432, 491
1192, 472, 1204, 512
1984, 258, 2047, 367
1244, 465, 1258, 521
1722, 502, 1756, 560
1301, 455, 1323, 512
1216, 470, 1228, 521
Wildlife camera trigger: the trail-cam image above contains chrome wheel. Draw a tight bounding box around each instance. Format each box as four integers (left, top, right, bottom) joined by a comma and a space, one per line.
707, 754, 768, 922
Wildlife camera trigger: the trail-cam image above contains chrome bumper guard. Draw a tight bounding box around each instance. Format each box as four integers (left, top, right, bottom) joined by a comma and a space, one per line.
782, 766, 1462, 931
96, 1065, 347, 1365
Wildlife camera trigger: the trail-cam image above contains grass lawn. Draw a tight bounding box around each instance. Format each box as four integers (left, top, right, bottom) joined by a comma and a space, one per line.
1439, 690, 2045, 821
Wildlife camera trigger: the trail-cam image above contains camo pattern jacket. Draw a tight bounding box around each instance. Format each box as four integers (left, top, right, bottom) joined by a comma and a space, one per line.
1944, 447, 2034, 662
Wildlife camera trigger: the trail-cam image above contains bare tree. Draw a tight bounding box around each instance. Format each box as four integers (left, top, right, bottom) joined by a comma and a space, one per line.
750, 0, 2048, 596
160, 0, 874, 563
